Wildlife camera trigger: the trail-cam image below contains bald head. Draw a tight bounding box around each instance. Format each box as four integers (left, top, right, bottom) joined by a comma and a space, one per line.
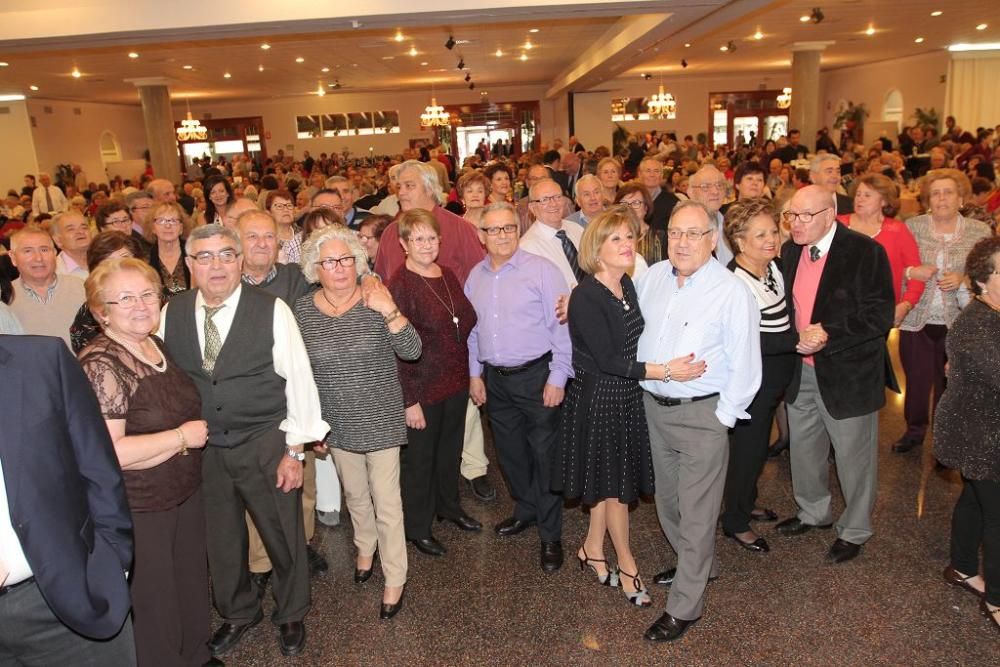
788, 185, 837, 246
223, 197, 259, 229
147, 179, 177, 204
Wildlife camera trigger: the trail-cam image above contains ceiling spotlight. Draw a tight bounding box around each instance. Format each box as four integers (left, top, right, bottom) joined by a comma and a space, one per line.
681, 59, 688, 68
321, 66, 330, 72
183, 64, 193, 70
810, 7, 824, 24
316, 86, 325, 97
641, 73, 652, 80
976, 23, 988, 31
394, 31, 404, 42
464, 72, 471, 82
865, 25, 876, 36
800, 15, 811, 23
223, 72, 231, 79
260, 43, 271, 50
495, 48, 503, 57
914, 37, 925, 44
71, 68, 81, 78
328, 81, 341, 89
469, 82, 475, 90
520, 53, 527, 61
445, 35, 456, 50
29, 85, 38, 91
420, 61, 428, 66
295, 56, 305, 63
684, 43, 691, 48
457, 58, 465, 70
753, 30, 763, 40
524, 41, 533, 50
0, 62, 8, 67
529, 28, 539, 33
931, 11, 943, 17
258, 64, 264, 72
409, 46, 418, 56
720, 45, 728, 52
128, 52, 139, 59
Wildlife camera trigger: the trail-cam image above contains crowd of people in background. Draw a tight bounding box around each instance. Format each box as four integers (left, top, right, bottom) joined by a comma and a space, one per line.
1, 115, 999, 664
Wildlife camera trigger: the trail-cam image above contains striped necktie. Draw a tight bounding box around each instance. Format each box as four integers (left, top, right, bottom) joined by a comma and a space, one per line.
202, 305, 224, 374
555, 229, 585, 284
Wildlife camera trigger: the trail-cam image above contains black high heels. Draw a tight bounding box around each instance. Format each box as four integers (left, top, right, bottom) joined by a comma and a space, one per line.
354, 550, 377, 584
379, 589, 404, 620
577, 547, 618, 587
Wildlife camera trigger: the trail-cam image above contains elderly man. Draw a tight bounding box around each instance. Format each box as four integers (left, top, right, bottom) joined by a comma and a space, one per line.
516, 164, 573, 234
638, 158, 679, 232
565, 174, 605, 228
688, 165, 734, 266
520, 178, 586, 290
159, 224, 329, 658
237, 208, 333, 588
147, 178, 177, 205
8, 225, 85, 348
809, 154, 853, 214
465, 202, 572, 572
221, 197, 258, 229
774, 186, 894, 564
325, 176, 369, 228
52, 211, 93, 278
30, 173, 67, 217
309, 188, 344, 217
561, 149, 583, 195
639, 200, 761, 643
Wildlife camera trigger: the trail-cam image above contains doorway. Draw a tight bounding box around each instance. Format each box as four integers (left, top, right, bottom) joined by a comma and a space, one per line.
455, 127, 514, 164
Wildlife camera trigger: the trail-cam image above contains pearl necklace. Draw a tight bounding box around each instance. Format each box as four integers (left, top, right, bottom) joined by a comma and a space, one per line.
104, 329, 167, 373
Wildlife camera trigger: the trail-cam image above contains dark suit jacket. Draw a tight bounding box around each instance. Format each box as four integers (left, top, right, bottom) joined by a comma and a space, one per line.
0, 336, 132, 638
649, 189, 679, 232
781, 224, 895, 419
836, 192, 854, 215
546, 166, 571, 197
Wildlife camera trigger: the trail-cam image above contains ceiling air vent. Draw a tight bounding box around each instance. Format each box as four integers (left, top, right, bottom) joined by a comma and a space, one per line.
43, 106, 53, 114
0, 106, 10, 115
73, 107, 82, 115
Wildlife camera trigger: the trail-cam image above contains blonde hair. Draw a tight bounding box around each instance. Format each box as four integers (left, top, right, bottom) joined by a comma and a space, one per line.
397, 208, 440, 241
85, 257, 162, 323
919, 168, 972, 208
578, 206, 639, 275
143, 201, 193, 242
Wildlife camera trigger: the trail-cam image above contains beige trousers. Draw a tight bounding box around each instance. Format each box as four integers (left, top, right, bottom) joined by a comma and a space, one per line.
460, 398, 489, 480
248, 451, 316, 573
333, 447, 407, 588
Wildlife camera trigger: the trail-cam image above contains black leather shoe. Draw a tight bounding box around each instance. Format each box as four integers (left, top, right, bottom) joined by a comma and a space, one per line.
775, 517, 833, 536
250, 571, 270, 599
467, 475, 496, 501
540, 540, 564, 572
307, 545, 329, 577
409, 536, 446, 556
892, 436, 922, 453
208, 608, 263, 656
203, 658, 224, 666
653, 567, 719, 586
750, 508, 778, 522
437, 513, 483, 532
826, 538, 862, 564
767, 438, 789, 458
379, 590, 404, 620
644, 612, 699, 642
723, 529, 770, 553
354, 566, 373, 584
494, 516, 536, 536
278, 621, 305, 657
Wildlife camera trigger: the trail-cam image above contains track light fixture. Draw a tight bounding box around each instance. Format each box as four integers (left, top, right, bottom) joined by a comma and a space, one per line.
641, 73, 652, 80
469, 82, 475, 90
464, 72, 471, 82
681, 59, 688, 68
725, 40, 738, 53
810, 7, 824, 24
445, 35, 456, 50
457, 58, 465, 70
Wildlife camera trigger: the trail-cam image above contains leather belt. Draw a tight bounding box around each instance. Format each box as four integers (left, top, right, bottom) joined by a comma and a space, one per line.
488, 352, 552, 377
0, 576, 34, 597
645, 391, 719, 407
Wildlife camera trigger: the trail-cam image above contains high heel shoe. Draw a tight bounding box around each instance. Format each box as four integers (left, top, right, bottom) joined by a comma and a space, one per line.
379, 589, 404, 620
355, 550, 377, 584
618, 569, 652, 608
577, 547, 619, 587
981, 598, 1000, 634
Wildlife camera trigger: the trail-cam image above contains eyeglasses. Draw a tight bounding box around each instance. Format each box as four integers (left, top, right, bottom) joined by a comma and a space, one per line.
407, 235, 439, 246
316, 255, 357, 270
666, 228, 713, 241
782, 208, 831, 224
357, 233, 375, 242
104, 215, 131, 227
271, 203, 294, 211
619, 199, 645, 210
105, 291, 161, 308
530, 195, 562, 205
154, 217, 182, 227
480, 224, 519, 236
691, 182, 726, 192
191, 249, 240, 265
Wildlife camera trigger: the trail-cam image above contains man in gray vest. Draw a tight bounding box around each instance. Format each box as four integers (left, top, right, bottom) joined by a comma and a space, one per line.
158, 224, 329, 658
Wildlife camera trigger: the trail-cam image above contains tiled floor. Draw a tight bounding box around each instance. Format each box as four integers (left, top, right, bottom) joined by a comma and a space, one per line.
225, 342, 997, 665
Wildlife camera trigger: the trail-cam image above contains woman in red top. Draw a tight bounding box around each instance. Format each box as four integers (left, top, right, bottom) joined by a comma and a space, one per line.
388, 208, 482, 558
837, 173, 925, 327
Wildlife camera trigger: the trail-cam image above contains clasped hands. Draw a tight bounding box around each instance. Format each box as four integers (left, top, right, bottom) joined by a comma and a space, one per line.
796, 323, 828, 355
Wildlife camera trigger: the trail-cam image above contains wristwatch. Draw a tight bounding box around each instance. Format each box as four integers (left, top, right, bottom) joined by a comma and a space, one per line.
285, 447, 305, 462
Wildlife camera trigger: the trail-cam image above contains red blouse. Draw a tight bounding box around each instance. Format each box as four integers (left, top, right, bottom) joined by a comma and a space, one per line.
837, 215, 925, 307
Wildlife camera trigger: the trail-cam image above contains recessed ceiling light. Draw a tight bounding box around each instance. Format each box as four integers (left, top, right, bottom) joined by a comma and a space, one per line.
520, 53, 527, 61
524, 41, 533, 50
183, 64, 193, 70
381, 55, 394, 60
0, 94, 25, 102
260, 43, 270, 50
320, 67, 329, 72
394, 31, 404, 42
71, 68, 81, 78
295, 57, 305, 63
495, 48, 503, 57
976, 23, 988, 31
914, 37, 925, 43
865, 25, 876, 36
258, 64, 264, 72
529, 28, 539, 33
128, 52, 139, 59
720, 44, 729, 52
420, 61, 428, 66
223, 72, 231, 79
0, 62, 8, 67
753, 30, 763, 40
409, 46, 417, 57
931, 11, 943, 17
29, 85, 38, 91
800, 15, 811, 23
684, 43, 691, 48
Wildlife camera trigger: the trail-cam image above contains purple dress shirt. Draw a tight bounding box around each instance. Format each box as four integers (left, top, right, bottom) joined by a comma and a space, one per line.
464, 248, 573, 388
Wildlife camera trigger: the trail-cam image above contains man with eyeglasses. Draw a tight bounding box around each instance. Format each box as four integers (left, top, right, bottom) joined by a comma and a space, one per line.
688, 165, 734, 267
125, 191, 155, 238
565, 175, 605, 229
638, 200, 761, 643
521, 178, 587, 290
638, 158, 679, 232
774, 185, 894, 565
465, 202, 572, 572
158, 224, 329, 658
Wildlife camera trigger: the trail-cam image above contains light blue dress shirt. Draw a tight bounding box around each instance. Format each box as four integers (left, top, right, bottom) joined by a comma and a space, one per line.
0, 303, 23, 335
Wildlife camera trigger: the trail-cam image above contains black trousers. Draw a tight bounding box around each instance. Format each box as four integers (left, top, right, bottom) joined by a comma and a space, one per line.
202, 427, 310, 625
131, 489, 211, 667
951, 475, 1000, 606
401, 390, 468, 539
721, 353, 795, 534
899, 325, 948, 441
484, 362, 563, 542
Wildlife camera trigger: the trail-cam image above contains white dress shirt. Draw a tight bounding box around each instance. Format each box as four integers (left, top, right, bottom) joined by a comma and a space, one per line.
30, 185, 68, 216
55, 252, 89, 279
636, 258, 761, 427
0, 456, 33, 586
158, 285, 329, 446
519, 219, 585, 289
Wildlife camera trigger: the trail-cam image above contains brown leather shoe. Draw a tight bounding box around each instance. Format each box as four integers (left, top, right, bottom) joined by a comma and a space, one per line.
943, 565, 985, 599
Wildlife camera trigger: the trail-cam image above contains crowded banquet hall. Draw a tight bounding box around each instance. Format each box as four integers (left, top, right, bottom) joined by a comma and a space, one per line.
2, 1, 1000, 664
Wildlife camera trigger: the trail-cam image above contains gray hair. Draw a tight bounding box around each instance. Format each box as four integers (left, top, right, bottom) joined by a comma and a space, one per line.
667, 199, 715, 229
398, 160, 444, 205
481, 201, 517, 223
809, 154, 839, 174
185, 223, 241, 257
573, 174, 602, 200
125, 190, 153, 208
50, 210, 85, 235
690, 165, 724, 186
300, 224, 369, 283
325, 175, 349, 188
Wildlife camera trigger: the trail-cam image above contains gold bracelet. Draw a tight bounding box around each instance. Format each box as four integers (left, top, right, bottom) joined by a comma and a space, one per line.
384, 308, 401, 324
174, 428, 189, 456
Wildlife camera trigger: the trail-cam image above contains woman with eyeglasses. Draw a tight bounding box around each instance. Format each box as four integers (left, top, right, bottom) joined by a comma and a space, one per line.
145, 201, 193, 299
78, 257, 213, 667
294, 225, 420, 621
266, 189, 302, 265
615, 182, 665, 266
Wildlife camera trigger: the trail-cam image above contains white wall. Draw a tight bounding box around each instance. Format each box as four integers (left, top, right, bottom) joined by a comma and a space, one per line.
0, 100, 39, 195
27, 99, 147, 185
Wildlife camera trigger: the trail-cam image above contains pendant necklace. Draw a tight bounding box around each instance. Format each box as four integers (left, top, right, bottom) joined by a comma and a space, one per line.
417, 271, 461, 341
322, 286, 359, 315
104, 329, 167, 373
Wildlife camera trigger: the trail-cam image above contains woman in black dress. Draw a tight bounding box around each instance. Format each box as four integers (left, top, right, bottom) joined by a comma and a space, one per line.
555, 206, 667, 608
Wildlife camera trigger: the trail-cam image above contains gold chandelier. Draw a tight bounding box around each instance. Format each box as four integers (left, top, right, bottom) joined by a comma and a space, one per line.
646, 83, 676, 120
420, 97, 450, 127
176, 99, 208, 141
776, 87, 792, 109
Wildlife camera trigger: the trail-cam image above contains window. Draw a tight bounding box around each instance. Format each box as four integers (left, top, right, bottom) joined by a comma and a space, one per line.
883, 89, 903, 129
297, 110, 400, 139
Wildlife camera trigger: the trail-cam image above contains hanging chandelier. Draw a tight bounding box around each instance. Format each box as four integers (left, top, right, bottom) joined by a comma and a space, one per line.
420, 97, 450, 127
176, 100, 208, 141
776, 87, 792, 109
646, 83, 676, 120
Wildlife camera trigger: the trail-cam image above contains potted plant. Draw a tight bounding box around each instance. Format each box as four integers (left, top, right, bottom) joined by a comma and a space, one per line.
833, 102, 869, 131
911, 107, 940, 132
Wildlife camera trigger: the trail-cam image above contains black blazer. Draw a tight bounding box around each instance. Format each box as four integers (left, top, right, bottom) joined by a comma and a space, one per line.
649, 188, 680, 233
836, 192, 854, 215
781, 224, 895, 419
546, 166, 571, 197
0, 336, 132, 638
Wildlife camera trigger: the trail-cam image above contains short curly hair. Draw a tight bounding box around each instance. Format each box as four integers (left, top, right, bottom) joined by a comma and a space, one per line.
300, 224, 369, 284
456, 171, 491, 200
919, 168, 971, 208
723, 197, 778, 254
965, 236, 1000, 296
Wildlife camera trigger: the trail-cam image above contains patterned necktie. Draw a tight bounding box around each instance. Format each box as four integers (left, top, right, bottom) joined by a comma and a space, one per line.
555, 229, 585, 284
202, 305, 224, 374
809, 246, 821, 262
44, 187, 53, 212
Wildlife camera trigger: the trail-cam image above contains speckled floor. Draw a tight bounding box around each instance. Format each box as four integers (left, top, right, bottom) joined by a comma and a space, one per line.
220, 336, 998, 665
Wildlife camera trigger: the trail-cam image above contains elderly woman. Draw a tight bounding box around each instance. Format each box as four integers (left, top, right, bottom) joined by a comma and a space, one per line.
837, 173, 925, 326
145, 201, 193, 298
95, 201, 133, 236
294, 225, 420, 620
719, 199, 801, 552
554, 206, 664, 608
895, 169, 992, 453
934, 236, 1000, 633
79, 257, 212, 666
358, 214, 391, 271
455, 171, 491, 219
485, 163, 514, 204
597, 157, 623, 204
387, 209, 479, 557
615, 181, 664, 266
265, 189, 302, 265
70, 231, 146, 353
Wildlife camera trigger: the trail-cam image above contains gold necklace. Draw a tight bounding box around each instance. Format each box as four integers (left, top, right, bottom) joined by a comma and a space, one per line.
322, 286, 359, 314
